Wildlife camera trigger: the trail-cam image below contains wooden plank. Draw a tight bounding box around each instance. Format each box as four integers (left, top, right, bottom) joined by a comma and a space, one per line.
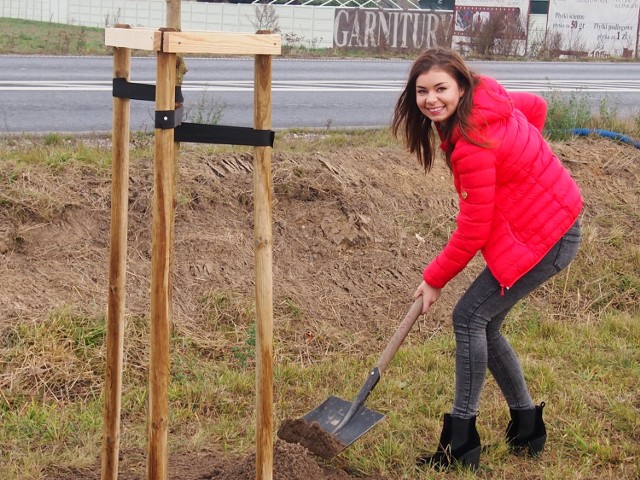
162, 31, 281, 55
101, 45, 131, 480
105, 27, 162, 51
253, 51, 274, 480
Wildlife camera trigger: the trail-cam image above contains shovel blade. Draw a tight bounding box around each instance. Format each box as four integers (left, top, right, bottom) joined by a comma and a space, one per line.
303, 396, 385, 450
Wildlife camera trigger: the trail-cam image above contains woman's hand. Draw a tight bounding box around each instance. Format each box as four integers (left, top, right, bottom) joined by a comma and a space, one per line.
413, 280, 441, 314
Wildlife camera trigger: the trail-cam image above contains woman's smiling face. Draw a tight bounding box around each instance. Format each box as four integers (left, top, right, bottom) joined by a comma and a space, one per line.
415, 67, 465, 122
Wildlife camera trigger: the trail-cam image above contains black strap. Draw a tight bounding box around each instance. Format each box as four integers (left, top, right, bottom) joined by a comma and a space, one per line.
112, 78, 184, 103
175, 123, 275, 147
155, 107, 184, 129
113, 78, 274, 147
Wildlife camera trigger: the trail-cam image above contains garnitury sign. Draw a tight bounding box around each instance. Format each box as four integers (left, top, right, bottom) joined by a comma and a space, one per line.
333, 9, 454, 50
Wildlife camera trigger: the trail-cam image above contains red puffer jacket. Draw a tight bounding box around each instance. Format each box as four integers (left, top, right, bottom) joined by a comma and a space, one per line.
423, 76, 583, 290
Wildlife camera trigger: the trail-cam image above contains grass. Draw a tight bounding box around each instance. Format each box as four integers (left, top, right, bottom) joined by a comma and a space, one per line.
184, 91, 227, 126
1, 302, 638, 478
0, 125, 639, 479
543, 91, 640, 141
0, 18, 109, 55
0, 136, 111, 225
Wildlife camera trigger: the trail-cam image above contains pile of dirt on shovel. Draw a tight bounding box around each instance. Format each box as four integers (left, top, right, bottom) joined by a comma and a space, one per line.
277, 418, 346, 459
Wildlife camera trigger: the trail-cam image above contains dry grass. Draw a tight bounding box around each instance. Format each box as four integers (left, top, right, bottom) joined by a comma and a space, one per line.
0, 131, 638, 479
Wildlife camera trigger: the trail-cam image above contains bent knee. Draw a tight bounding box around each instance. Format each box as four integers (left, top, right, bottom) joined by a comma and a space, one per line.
452, 302, 471, 331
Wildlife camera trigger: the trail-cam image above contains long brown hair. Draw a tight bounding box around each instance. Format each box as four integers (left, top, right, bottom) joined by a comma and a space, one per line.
391, 48, 479, 172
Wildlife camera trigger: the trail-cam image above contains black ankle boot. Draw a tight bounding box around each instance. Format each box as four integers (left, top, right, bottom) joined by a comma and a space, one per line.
505, 402, 547, 456
416, 414, 481, 470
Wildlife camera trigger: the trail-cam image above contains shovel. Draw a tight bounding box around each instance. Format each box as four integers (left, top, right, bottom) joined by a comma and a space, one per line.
302, 296, 424, 454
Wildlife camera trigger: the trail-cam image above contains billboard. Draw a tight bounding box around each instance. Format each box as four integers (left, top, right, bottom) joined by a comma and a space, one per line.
452, 0, 530, 54
546, 0, 640, 58
333, 9, 454, 50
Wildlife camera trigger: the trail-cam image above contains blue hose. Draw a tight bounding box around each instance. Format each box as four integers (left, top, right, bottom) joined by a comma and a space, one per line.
570, 128, 640, 150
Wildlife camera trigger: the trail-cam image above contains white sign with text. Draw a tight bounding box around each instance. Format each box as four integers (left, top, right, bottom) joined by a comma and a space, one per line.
547, 0, 640, 57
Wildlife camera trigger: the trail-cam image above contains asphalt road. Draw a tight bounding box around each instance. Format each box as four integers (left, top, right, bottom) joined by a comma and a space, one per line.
1, 56, 639, 133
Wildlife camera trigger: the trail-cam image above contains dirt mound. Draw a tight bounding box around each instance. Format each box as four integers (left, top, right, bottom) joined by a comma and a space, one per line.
46, 443, 390, 480
0, 140, 462, 357
206, 441, 327, 480
204, 440, 375, 480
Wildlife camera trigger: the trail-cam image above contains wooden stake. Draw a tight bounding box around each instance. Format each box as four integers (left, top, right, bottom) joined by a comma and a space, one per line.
101, 33, 131, 480
147, 50, 177, 480
253, 44, 274, 480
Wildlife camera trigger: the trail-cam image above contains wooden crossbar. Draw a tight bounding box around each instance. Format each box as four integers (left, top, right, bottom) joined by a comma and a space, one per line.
104, 27, 282, 55
163, 31, 281, 54
105, 27, 162, 51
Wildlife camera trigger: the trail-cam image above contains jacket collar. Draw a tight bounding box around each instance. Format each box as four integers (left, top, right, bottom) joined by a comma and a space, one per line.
435, 76, 513, 153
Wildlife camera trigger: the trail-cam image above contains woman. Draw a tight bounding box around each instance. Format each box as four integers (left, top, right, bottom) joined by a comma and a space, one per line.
391, 48, 583, 470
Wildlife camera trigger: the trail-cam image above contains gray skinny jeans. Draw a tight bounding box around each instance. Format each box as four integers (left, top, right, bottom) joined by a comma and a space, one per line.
451, 219, 582, 419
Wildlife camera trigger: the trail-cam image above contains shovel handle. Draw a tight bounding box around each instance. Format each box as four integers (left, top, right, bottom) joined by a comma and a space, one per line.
331, 297, 425, 435
375, 297, 424, 375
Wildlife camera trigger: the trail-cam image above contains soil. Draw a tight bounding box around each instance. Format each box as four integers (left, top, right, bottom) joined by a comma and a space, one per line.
46, 442, 387, 480
204, 440, 385, 480
2, 133, 638, 480
277, 418, 346, 459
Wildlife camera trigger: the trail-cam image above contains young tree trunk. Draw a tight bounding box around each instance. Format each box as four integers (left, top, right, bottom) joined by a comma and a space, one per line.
166, 0, 181, 30
166, 0, 188, 83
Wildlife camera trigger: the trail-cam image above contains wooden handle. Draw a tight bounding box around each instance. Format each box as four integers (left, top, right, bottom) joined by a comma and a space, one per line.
376, 297, 424, 374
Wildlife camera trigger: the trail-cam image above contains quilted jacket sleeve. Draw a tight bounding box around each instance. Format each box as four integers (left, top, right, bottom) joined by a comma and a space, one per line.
422, 146, 497, 288
509, 92, 547, 133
